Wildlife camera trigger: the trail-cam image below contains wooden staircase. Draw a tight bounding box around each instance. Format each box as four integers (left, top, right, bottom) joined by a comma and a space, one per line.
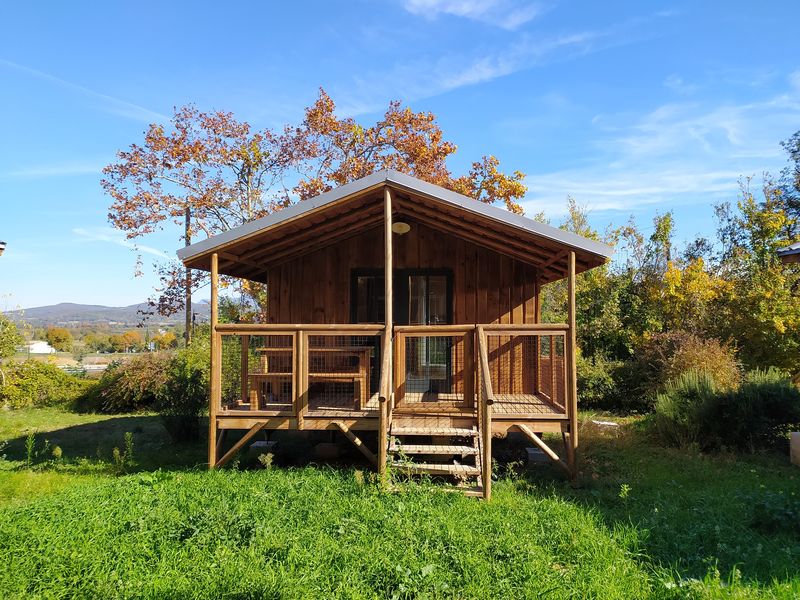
387, 414, 486, 497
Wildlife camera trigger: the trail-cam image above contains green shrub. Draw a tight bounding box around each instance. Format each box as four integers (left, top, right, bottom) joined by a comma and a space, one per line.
0, 360, 93, 408
577, 352, 623, 408
155, 351, 208, 442
83, 353, 172, 413
707, 368, 800, 452
655, 368, 800, 452
653, 370, 718, 448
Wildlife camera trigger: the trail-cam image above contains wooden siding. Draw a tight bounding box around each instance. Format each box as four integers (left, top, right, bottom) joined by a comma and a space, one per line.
266, 220, 539, 326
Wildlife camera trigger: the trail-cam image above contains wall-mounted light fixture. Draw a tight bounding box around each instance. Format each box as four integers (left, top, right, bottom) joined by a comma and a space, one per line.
391, 222, 411, 235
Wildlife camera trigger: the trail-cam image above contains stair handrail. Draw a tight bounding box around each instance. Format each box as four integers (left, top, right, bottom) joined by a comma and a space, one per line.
476, 326, 494, 500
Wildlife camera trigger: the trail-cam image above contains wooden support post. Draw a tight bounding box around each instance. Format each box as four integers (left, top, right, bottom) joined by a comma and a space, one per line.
463, 330, 475, 409
297, 330, 307, 430
477, 326, 492, 501
241, 335, 251, 408
378, 186, 393, 477
566, 250, 578, 480
208, 252, 220, 469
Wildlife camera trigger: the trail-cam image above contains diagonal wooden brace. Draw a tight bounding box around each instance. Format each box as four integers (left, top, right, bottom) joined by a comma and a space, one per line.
333, 421, 378, 466
215, 421, 267, 468
516, 424, 571, 476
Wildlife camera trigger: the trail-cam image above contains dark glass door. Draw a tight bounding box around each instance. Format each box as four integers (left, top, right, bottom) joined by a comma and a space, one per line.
351, 270, 452, 395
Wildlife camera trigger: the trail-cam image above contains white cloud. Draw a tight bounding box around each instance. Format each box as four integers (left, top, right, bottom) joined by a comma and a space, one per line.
402, 0, 545, 30
335, 27, 611, 115
0, 59, 168, 123
72, 227, 173, 260
520, 79, 800, 217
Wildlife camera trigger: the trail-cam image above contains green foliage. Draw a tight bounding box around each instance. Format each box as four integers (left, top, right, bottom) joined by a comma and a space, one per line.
0, 360, 93, 408
45, 326, 73, 352
577, 352, 623, 408
654, 370, 719, 448
748, 491, 800, 537
705, 369, 800, 452
155, 350, 208, 442
111, 432, 135, 475
655, 368, 800, 452
84, 353, 172, 413
0, 314, 24, 360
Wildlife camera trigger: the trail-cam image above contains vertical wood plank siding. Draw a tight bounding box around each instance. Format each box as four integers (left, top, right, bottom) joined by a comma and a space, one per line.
266, 221, 539, 326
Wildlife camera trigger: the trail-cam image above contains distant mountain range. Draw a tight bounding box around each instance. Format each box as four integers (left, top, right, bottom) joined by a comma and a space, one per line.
5, 302, 210, 326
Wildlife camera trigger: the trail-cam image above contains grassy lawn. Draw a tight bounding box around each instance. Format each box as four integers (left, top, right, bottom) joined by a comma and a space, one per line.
0, 408, 798, 598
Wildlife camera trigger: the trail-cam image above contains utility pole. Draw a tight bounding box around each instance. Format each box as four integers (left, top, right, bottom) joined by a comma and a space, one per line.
184, 207, 192, 347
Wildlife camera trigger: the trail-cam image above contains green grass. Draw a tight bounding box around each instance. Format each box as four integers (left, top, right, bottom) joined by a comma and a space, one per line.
0, 408, 798, 598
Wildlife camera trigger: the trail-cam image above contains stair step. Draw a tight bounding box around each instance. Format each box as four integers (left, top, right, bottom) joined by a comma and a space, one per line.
390, 461, 481, 476
389, 443, 477, 455
391, 426, 477, 437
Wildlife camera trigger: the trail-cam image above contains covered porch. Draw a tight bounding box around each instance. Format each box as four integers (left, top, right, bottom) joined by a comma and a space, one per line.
178, 170, 612, 498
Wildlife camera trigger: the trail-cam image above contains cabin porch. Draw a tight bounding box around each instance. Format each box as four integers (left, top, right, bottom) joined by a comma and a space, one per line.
208, 319, 577, 498
179, 171, 611, 499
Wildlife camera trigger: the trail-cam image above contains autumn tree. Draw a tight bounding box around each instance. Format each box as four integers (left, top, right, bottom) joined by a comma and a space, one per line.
45, 327, 73, 352
709, 179, 800, 370
152, 331, 177, 350
103, 89, 526, 319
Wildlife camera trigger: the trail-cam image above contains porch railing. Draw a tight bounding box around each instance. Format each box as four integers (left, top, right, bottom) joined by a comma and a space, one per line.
213, 324, 385, 426
211, 322, 575, 424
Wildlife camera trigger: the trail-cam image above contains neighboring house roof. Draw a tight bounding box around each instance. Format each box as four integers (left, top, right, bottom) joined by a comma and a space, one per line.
778, 241, 800, 263
177, 169, 613, 283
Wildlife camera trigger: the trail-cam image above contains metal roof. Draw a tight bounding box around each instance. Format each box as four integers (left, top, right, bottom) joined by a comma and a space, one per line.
177, 169, 613, 263
777, 241, 800, 256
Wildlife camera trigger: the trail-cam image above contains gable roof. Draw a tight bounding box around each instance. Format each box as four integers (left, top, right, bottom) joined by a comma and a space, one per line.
177, 169, 613, 283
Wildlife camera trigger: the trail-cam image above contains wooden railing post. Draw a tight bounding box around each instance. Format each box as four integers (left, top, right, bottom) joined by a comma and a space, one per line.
378, 329, 390, 479
380, 185, 393, 475
477, 326, 493, 501
464, 330, 475, 408
208, 252, 220, 468
297, 330, 307, 430
566, 251, 578, 479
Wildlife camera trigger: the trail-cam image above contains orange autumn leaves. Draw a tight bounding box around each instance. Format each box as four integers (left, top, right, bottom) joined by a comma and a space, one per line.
101, 89, 527, 315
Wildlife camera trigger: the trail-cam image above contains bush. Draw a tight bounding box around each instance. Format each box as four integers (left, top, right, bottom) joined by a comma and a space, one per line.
577, 353, 623, 408
155, 351, 208, 442
82, 353, 172, 413
654, 370, 718, 448
655, 368, 800, 452
0, 360, 93, 408
707, 368, 800, 452
620, 332, 740, 409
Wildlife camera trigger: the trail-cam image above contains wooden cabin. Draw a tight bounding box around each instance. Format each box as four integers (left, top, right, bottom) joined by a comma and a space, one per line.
178, 170, 612, 498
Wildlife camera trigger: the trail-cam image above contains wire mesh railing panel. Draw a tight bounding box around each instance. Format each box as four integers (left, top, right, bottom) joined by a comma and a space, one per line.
401, 334, 468, 406
306, 334, 379, 412
220, 333, 295, 411
485, 332, 567, 416
250, 334, 294, 409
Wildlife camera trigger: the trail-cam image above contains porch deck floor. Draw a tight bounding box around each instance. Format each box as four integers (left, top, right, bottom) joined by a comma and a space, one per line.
492, 393, 565, 418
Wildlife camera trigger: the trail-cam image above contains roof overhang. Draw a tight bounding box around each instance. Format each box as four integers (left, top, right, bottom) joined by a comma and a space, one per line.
177, 170, 613, 284
778, 241, 800, 264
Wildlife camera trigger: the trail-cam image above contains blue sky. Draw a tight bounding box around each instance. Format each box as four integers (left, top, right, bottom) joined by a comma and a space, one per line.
1, 0, 799, 309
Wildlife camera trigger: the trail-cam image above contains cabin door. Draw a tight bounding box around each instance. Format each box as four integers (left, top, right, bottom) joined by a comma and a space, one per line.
351, 269, 452, 398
